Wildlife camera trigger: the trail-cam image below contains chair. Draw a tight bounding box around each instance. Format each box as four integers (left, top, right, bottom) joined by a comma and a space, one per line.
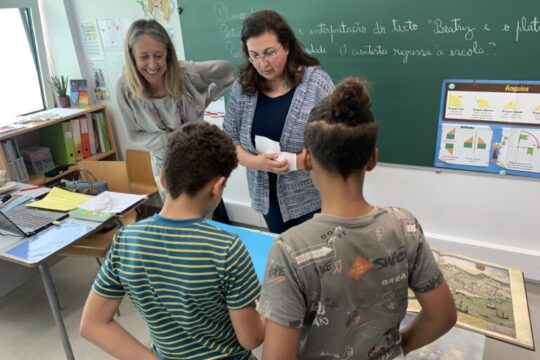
125, 149, 158, 196
76, 160, 131, 193
59, 160, 137, 258
126, 149, 161, 215
58, 160, 137, 316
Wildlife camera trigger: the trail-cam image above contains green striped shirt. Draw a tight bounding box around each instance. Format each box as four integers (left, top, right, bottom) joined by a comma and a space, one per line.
92, 215, 260, 360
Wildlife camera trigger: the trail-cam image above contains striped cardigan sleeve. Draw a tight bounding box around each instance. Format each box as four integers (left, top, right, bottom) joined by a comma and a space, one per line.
223, 81, 243, 146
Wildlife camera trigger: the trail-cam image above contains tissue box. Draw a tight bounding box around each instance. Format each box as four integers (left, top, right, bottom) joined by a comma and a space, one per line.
21, 146, 55, 176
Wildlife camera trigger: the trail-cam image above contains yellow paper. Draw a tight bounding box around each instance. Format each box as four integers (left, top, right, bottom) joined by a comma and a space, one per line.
27, 187, 91, 212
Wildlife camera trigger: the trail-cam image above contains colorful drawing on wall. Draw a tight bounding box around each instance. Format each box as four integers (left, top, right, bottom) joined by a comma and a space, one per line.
69, 79, 89, 106
92, 68, 109, 100
137, 0, 173, 22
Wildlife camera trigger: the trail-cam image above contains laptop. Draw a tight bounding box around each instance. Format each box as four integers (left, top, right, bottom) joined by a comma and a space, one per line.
0, 204, 68, 237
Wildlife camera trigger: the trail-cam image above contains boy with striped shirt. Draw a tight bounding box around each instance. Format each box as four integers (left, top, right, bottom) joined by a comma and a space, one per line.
81, 122, 264, 359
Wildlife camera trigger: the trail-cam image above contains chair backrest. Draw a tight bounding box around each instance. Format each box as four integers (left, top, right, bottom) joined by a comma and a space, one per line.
60, 160, 136, 258
77, 160, 130, 192
125, 149, 158, 196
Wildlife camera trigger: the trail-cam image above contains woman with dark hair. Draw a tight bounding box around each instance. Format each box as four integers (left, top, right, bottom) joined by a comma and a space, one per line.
117, 19, 235, 202
223, 10, 334, 233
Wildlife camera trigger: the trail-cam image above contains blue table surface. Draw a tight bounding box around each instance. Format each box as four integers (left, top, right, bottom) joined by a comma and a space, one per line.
206, 220, 276, 282
4, 220, 98, 264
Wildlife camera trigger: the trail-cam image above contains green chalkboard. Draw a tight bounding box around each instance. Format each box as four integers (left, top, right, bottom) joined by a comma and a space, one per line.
179, 0, 540, 167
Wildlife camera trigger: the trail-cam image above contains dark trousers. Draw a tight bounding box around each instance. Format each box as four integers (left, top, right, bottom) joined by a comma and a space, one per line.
263, 203, 319, 234
212, 199, 231, 224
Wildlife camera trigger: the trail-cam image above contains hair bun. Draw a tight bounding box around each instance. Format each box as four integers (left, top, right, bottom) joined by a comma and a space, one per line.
330, 77, 372, 125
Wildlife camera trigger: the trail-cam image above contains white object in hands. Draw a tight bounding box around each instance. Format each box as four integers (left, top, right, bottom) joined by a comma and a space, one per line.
254, 135, 297, 171
277, 152, 297, 171
254, 135, 280, 154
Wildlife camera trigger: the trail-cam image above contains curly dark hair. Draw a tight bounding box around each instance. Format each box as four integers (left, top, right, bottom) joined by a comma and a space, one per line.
238, 10, 319, 95
163, 122, 238, 198
304, 77, 378, 179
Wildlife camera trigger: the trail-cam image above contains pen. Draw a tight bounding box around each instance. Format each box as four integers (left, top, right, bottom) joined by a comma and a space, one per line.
20, 185, 45, 192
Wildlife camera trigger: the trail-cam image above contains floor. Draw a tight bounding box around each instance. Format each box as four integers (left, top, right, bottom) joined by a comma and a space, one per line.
0, 256, 537, 359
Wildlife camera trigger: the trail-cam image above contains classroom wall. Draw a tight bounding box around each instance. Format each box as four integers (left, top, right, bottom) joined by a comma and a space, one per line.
365, 165, 540, 280
36, 0, 540, 281
223, 163, 540, 281
39, 0, 82, 82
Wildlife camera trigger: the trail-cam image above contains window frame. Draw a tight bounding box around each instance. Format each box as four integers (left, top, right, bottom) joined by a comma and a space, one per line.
2, 0, 53, 114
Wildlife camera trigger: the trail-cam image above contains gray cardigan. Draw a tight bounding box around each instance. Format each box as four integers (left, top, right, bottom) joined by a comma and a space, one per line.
116, 60, 235, 159
223, 66, 334, 222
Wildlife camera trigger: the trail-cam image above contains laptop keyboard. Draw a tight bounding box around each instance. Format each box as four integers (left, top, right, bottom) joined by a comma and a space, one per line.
7, 208, 63, 231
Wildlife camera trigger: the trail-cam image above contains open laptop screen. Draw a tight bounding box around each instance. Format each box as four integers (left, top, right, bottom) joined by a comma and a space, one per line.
0, 206, 67, 237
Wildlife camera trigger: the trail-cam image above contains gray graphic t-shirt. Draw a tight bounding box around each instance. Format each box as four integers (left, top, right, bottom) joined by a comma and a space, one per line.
258, 207, 443, 360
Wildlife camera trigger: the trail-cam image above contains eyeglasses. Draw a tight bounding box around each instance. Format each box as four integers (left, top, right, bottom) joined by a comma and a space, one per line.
248, 47, 282, 64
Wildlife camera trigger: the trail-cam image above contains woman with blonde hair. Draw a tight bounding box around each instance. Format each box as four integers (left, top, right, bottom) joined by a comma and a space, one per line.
117, 19, 235, 206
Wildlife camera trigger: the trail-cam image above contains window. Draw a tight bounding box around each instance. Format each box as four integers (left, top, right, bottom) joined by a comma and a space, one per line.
0, 0, 50, 125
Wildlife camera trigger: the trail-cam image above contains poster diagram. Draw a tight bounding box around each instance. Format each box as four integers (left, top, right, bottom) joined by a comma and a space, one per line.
438, 124, 492, 167
443, 83, 540, 125
435, 80, 540, 178
495, 128, 540, 172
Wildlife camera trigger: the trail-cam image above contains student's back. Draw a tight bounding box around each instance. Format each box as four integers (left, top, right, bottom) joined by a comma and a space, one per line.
94, 215, 258, 359
259, 78, 456, 360
81, 122, 264, 360
260, 207, 439, 359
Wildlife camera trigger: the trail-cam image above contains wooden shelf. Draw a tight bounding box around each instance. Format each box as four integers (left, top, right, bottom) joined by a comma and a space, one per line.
0, 105, 118, 185
0, 105, 106, 142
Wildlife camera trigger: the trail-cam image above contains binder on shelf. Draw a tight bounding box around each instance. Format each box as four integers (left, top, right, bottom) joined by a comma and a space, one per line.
1, 139, 29, 181
1, 139, 17, 162
7, 157, 29, 182
86, 114, 97, 155
99, 112, 111, 152
12, 139, 21, 158
71, 118, 83, 161
91, 115, 102, 153
79, 116, 91, 158
39, 121, 76, 165
14, 157, 29, 181
94, 112, 110, 153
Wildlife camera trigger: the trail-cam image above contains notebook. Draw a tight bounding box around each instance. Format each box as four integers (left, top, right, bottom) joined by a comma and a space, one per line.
0, 205, 68, 237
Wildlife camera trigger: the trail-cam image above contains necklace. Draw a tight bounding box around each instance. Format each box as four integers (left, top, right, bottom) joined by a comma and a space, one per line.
151, 100, 184, 132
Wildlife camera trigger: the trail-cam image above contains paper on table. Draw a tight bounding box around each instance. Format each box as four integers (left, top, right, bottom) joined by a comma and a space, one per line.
79, 191, 147, 214
27, 187, 91, 212
255, 135, 280, 154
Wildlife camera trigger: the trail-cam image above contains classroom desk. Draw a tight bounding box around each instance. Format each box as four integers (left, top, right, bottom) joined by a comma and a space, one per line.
0, 184, 117, 360
206, 220, 276, 282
